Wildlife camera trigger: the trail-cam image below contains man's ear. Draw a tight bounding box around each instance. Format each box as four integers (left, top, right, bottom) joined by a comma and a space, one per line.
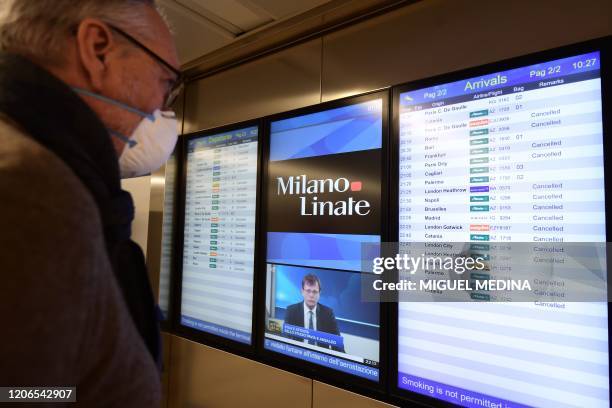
75, 18, 115, 92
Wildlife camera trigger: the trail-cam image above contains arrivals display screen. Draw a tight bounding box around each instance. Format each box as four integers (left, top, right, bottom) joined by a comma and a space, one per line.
180, 125, 259, 344
396, 50, 609, 406
263, 96, 385, 381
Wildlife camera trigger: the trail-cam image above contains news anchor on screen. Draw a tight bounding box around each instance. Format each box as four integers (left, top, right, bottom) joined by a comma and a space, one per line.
284, 274, 345, 352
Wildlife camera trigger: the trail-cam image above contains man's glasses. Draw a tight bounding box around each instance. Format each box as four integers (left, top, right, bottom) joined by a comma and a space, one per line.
106, 24, 184, 109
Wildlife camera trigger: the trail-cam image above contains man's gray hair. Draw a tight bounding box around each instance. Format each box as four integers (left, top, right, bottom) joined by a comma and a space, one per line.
0, 0, 164, 65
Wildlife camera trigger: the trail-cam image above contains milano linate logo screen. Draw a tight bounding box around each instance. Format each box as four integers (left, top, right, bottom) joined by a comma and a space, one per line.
264, 99, 384, 380
266, 99, 383, 271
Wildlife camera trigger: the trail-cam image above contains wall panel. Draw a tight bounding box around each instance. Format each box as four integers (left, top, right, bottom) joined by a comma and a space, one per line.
313, 381, 398, 408
321, 0, 612, 101
167, 336, 312, 408
183, 38, 322, 132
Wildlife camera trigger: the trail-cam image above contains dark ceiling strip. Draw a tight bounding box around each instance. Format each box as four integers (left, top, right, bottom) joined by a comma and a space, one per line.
182, 0, 421, 82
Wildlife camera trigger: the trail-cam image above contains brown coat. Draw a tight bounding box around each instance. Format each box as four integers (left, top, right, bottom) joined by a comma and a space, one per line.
0, 117, 161, 407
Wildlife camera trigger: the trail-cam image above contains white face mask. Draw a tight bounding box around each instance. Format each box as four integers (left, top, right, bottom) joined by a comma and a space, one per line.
72, 87, 178, 178
118, 109, 178, 178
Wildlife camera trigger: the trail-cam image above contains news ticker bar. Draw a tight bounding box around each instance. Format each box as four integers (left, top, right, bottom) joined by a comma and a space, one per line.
265, 332, 366, 364
0, 387, 76, 403
264, 339, 379, 381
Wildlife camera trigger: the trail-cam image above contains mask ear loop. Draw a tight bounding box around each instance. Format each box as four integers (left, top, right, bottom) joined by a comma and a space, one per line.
71, 87, 156, 149
71, 87, 156, 121
109, 130, 138, 148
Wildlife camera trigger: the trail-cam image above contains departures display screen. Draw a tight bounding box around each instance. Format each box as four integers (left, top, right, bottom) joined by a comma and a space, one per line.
264, 98, 384, 381
180, 126, 259, 344
397, 51, 608, 407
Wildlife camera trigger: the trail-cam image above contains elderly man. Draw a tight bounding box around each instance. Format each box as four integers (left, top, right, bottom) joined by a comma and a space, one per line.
0, 0, 180, 405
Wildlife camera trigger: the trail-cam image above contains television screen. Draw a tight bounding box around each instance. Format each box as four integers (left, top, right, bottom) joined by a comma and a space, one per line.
396, 50, 608, 407
264, 97, 385, 381
180, 125, 259, 344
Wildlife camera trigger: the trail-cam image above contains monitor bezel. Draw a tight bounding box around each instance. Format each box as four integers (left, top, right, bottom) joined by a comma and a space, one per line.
172, 118, 264, 357
255, 88, 391, 397
388, 36, 612, 407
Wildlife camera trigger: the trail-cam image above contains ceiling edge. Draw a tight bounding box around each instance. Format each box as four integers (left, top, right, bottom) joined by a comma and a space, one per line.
181, 0, 421, 81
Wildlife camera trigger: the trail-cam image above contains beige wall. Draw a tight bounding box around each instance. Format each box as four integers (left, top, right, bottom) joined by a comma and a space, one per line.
167, 0, 612, 406
183, 38, 322, 132
320, 0, 611, 101
167, 336, 312, 408
183, 0, 611, 131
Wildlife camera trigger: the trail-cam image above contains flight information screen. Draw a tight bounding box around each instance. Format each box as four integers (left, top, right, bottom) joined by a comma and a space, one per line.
264, 98, 383, 381
181, 126, 259, 344
397, 51, 609, 407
